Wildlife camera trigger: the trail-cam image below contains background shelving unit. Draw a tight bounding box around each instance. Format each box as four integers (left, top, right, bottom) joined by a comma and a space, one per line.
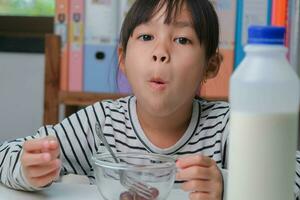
43, 34, 125, 124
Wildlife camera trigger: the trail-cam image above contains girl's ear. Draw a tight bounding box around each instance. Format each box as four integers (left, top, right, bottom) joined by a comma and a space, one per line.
205, 52, 223, 79
118, 45, 126, 74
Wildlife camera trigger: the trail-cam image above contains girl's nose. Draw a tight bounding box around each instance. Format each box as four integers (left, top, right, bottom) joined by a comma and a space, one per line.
152, 55, 168, 62
152, 41, 170, 63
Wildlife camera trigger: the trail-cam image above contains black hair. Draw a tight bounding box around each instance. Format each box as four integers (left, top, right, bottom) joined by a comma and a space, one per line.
119, 0, 220, 62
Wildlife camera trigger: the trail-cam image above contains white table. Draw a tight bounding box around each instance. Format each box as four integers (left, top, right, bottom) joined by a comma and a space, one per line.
0, 183, 189, 200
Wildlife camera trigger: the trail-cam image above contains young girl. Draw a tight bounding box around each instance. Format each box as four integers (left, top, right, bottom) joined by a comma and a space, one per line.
1, 0, 300, 200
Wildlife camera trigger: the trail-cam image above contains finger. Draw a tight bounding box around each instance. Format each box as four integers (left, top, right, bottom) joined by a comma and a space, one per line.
21, 152, 52, 167
189, 191, 211, 200
181, 180, 212, 193
40, 137, 59, 153
26, 159, 61, 178
48, 139, 59, 151
39, 138, 60, 161
176, 166, 212, 181
176, 155, 215, 169
46, 147, 60, 161
23, 137, 58, 153
23, 139, 46, 153
29, 167, 61, 188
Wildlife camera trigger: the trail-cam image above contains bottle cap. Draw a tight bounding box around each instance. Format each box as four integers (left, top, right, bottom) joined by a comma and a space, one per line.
248, 26, 286, 45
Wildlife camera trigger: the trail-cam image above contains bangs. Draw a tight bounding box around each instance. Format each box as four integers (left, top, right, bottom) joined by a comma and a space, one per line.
154, 0, 186, 24
120, 0, 192, 50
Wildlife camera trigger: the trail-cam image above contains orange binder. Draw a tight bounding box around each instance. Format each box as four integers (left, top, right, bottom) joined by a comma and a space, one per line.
271, 0, 288, 26
200, 0, 237, 99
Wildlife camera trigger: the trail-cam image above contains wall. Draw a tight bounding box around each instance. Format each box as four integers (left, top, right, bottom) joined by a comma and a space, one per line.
0, 53, 44, 142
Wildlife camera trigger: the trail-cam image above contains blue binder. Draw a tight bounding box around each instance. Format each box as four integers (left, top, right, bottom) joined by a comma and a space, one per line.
84, 45, 118, 92
83, 0, 119, 93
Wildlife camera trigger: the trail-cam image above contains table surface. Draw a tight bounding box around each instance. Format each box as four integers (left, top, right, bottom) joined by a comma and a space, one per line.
0, 182, 189, 200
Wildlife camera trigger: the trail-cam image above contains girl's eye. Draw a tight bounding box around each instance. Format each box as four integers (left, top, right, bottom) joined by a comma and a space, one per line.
175, 37, 191, 45
138, 34, 153, 41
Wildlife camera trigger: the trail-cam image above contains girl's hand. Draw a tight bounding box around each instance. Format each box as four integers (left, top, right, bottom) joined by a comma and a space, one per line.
21, 136, 61, 188
176, 155, 223, 200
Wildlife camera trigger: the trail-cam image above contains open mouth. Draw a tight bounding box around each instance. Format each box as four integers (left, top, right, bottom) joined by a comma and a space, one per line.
150, 78, 166, 85
149, 78, 168, 90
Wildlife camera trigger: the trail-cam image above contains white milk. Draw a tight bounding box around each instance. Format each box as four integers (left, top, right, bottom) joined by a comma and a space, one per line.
228, 112, 298, 200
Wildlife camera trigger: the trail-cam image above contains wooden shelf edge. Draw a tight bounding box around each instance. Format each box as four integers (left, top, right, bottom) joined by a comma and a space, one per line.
59, 91, 128, 106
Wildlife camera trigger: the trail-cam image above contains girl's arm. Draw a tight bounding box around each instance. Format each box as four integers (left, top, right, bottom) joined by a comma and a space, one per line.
0, 102, 104, 191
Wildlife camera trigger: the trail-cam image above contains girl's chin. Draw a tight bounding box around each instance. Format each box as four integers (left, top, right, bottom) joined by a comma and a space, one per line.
138, 100, 176, 117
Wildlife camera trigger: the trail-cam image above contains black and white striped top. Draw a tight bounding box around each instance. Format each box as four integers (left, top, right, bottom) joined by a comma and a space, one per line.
1, 96, 300, 199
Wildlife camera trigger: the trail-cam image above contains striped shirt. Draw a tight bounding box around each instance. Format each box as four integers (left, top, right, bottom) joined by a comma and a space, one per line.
0, 96, 300, 199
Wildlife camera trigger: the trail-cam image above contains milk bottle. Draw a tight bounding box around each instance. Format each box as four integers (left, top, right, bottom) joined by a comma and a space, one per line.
227, 26, 300, 200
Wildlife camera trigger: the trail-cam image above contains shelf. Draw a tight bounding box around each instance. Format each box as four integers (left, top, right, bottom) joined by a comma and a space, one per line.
43, 34, 128, 124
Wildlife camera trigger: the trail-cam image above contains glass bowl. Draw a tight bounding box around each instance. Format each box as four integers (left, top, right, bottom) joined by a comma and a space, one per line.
92, 152, 177, 200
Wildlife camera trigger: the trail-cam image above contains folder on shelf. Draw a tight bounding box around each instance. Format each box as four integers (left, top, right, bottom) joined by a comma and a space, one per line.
118, 0, 135, 32
286, 0, 292, 55
234, 0, 272, 69
288, 0, 300, 74
271, 0, 288, 27
200, 0, 237, 99
84, 0, 119, 93
68, 0, 84, 91
54, 0, 69, 91
117, 0, 135, 93
272, 0, 288, 46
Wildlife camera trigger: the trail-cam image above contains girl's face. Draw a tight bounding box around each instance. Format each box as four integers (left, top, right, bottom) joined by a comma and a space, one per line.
119, 4, 206, 117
